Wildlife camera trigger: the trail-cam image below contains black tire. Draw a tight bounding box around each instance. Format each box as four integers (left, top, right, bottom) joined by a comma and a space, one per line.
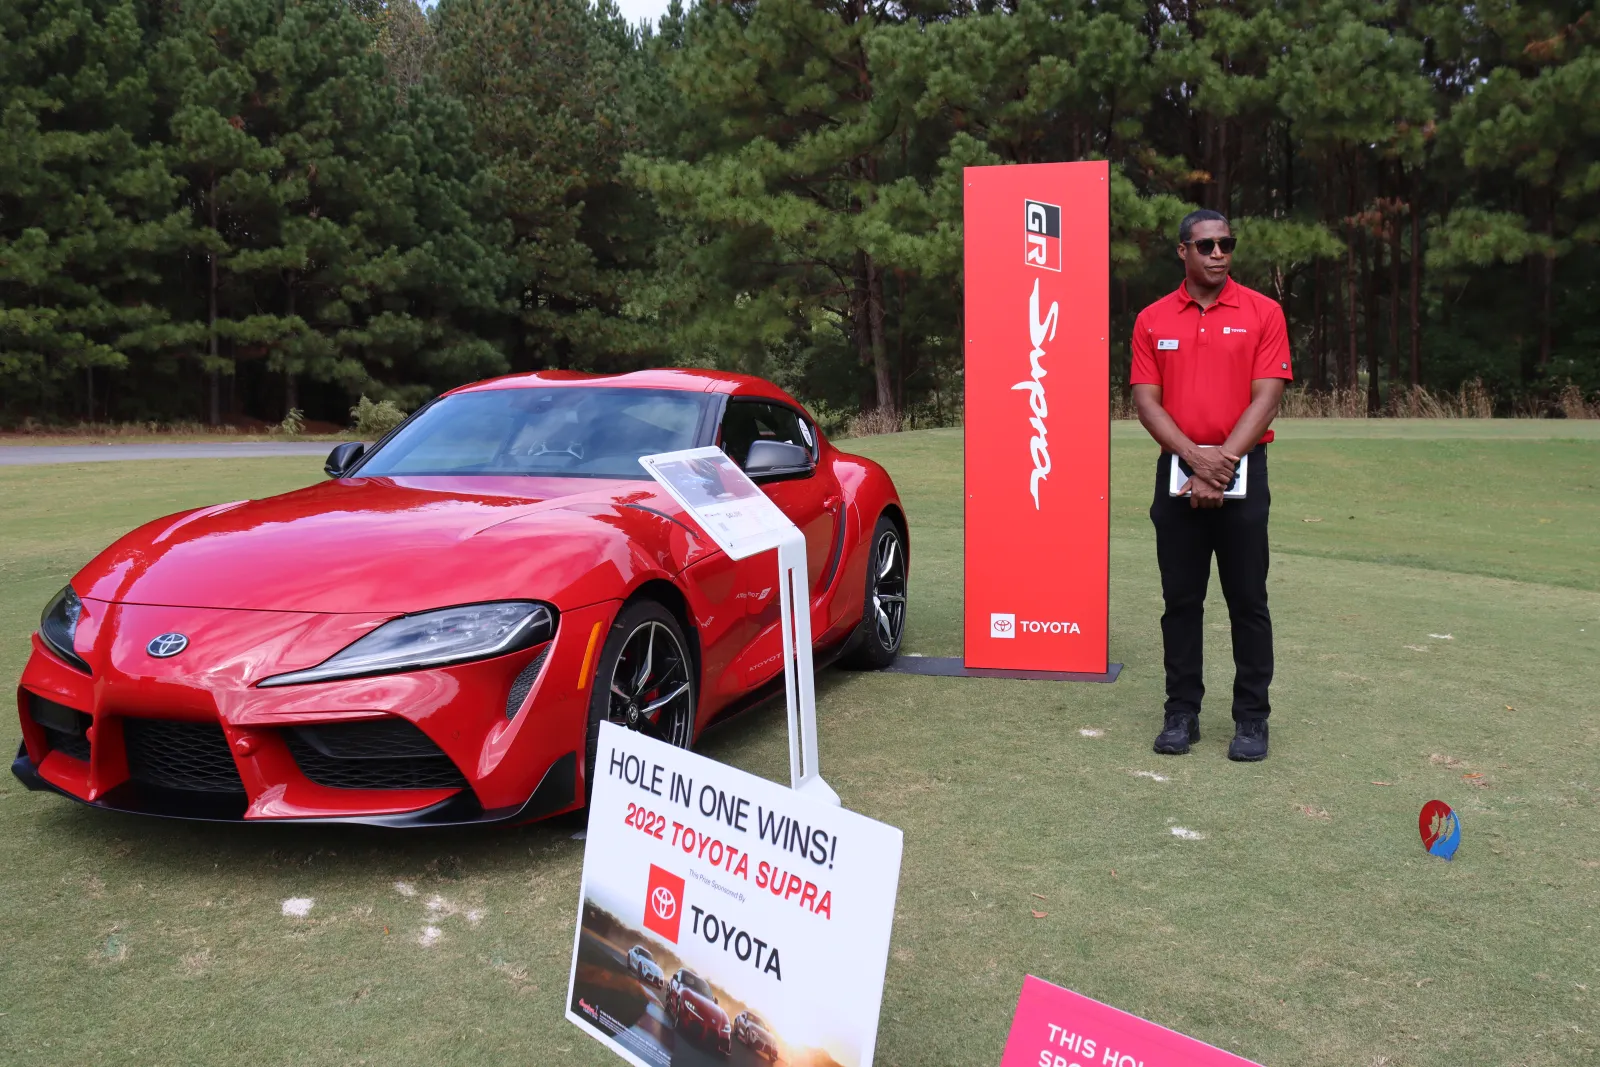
583, 599, 696, 805
839, 514, 907, 670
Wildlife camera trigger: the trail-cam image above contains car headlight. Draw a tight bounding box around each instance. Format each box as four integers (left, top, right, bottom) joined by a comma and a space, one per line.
40, 586, 90, 674
258, 601, 556, 687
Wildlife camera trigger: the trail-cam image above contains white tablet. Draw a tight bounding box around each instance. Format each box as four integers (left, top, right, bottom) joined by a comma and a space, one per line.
1169, 448, 1247, 498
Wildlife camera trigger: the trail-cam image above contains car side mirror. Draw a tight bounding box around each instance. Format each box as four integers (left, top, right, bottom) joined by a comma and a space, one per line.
325, 442, 365, 478
742, 439, 812, 478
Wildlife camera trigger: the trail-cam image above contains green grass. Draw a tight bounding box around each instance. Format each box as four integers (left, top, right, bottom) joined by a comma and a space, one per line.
2, 423, 1598, 1067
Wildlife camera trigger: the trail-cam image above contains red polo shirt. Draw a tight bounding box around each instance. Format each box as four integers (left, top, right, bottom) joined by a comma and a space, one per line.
1130, 277, 1293, 445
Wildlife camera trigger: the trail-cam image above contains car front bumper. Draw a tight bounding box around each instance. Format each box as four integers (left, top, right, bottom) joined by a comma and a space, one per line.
13, 599, 615, 824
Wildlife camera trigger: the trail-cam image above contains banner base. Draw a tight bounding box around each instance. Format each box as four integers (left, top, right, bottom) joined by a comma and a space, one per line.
884, 655, 1122, 684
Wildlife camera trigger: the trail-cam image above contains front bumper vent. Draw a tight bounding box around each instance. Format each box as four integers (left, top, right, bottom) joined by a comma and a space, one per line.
28, 695, 92, 762
285, 719, 466, 791
504, 645, 551, 720
124, 719, 246, 794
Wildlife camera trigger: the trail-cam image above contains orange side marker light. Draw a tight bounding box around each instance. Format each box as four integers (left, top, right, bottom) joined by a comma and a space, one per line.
578, 621, 604, 691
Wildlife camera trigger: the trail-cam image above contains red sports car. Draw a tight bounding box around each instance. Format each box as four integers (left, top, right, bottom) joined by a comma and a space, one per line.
666, 967, 732, 1055
12, 370, 908, 826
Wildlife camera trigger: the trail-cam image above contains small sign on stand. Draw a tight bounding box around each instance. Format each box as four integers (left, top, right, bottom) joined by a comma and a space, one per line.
638, 446, 836, 805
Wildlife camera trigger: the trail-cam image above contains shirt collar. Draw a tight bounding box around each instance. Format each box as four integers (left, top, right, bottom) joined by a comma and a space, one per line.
1175, 276, 1240, 310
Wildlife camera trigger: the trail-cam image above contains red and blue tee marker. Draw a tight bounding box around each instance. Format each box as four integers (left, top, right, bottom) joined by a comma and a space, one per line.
1419, 800, 1461, 861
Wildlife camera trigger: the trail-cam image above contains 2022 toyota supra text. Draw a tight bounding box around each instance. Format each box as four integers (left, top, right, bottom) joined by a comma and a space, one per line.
13, 370, 908, 826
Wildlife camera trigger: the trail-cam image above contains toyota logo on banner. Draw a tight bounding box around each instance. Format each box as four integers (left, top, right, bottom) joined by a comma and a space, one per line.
651, 885, 677, 922
643, 864, 686, 943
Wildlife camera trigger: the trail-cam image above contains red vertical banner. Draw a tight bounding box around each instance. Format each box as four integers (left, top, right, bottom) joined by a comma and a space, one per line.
963, 162, 1109, 672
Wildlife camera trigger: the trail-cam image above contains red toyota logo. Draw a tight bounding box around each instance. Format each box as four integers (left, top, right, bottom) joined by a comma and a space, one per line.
993, 619, 1013, 632
643, 864, 686, 943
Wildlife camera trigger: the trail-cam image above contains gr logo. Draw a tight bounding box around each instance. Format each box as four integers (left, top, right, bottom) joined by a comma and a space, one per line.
990, 613, 1016, 639
1024, 200, 1061, 272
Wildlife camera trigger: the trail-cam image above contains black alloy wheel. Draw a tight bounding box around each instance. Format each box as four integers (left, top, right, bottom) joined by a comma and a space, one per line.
842, 514, 907, 669
584, 599, 696, 803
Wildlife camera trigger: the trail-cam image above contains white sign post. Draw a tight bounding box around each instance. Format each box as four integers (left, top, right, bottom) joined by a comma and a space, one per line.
566, 722, 903, 1067
638, 447, 837, 806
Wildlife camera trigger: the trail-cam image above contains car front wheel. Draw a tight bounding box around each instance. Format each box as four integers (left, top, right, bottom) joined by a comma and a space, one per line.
584, 599, 696, 803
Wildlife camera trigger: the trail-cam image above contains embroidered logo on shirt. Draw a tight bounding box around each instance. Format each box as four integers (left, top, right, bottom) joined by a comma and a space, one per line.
1157, 339, 1179, 350
1223, 326, 1247, 335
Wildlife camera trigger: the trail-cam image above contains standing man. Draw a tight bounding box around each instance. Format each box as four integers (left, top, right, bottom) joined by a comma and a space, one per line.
1130, 209, 1291, 761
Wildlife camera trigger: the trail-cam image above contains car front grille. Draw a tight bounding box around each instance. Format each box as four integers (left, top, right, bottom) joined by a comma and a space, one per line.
28, 694, 92, 762
285, 719, 466, 791
123, 718, 246, 793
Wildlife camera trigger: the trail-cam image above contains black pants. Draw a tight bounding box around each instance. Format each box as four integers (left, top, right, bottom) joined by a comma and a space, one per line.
1149, 445, 1273, 723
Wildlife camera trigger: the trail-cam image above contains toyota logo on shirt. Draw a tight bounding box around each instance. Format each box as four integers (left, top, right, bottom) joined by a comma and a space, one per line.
643, 864, 686, 943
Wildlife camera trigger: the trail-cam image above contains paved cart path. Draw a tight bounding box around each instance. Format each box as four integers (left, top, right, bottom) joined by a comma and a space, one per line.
0, 442, 337, 465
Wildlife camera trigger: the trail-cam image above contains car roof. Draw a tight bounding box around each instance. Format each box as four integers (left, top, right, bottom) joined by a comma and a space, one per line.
444, 368, 800, 406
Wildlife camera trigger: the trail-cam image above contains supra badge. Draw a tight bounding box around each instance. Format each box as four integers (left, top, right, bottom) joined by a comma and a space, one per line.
146, 632, 189, 658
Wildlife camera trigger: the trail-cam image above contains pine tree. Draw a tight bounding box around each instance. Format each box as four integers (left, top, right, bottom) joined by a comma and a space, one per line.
0, 0, 190, 421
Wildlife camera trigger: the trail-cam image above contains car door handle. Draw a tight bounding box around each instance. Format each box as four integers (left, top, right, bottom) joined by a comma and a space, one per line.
823, 495, 841, 510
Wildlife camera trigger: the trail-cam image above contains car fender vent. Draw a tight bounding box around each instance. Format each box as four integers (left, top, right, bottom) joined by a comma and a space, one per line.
285, 719, 466, 790
28, 694, 92, 762
505, 644, 551, 720
124, 718, 245, 794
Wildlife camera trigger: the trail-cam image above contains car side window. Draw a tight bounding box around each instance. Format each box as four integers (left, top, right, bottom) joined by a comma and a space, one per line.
719, 401, 815, 468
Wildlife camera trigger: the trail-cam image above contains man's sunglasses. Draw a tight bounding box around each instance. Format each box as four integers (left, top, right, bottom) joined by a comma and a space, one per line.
1185, 237, 1237, 255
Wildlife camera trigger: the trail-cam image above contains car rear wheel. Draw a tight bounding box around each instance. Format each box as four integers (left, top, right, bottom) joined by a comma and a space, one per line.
840, 514, 906, 669
584, 599, 696, 803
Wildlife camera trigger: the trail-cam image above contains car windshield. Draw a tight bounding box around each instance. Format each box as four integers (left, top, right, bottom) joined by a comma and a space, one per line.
636, 948, 653, 960
357, 387, 708, 479
747, 1015, 765, 1029
680, 972, 712, 996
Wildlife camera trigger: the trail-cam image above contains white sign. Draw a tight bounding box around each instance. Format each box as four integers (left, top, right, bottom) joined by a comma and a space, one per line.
639, 447, 833, 802
567, 722, 904, 1067
639, 446, 795, 562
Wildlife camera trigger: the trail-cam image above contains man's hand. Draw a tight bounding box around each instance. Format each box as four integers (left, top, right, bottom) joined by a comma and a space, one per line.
1183, 446, 1237, 490
1186, 478, 1226, 509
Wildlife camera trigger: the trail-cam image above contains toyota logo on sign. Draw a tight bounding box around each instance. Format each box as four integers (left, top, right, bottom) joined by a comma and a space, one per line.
147, 632, 189, 658
990, 613, 1016, 639
643, 864, 686, 942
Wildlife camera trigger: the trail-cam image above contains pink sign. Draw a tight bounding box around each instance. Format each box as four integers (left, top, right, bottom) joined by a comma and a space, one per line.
999, 976, 1265, 1067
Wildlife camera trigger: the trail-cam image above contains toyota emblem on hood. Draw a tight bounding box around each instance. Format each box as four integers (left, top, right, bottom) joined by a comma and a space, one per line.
147, 632, 189, 658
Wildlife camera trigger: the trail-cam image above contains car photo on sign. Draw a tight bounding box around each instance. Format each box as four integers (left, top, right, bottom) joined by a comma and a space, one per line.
572, 896, 796, 1066
12, 369, 908, 828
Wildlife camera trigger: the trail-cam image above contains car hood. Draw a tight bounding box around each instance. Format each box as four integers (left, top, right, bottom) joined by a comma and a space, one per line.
74, 475, 711, 615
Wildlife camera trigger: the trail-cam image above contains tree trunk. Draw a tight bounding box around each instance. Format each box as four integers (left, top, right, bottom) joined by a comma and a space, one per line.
284, 283, 298, 417
866, 254, 893, 416
86, 365, 95, 422
852, 250, 874, 412
1362, 228, 1381, 412
1409, 174, 1422, 387
1539, 193, 1555, 370
208, 175, 221, 427
1312, 258, 1326, 391
1388, 199, 1402, 383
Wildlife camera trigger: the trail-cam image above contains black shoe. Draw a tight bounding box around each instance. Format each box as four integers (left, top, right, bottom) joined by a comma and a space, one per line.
1228, 720, 1269, 761
1153, 713, 1199, 755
